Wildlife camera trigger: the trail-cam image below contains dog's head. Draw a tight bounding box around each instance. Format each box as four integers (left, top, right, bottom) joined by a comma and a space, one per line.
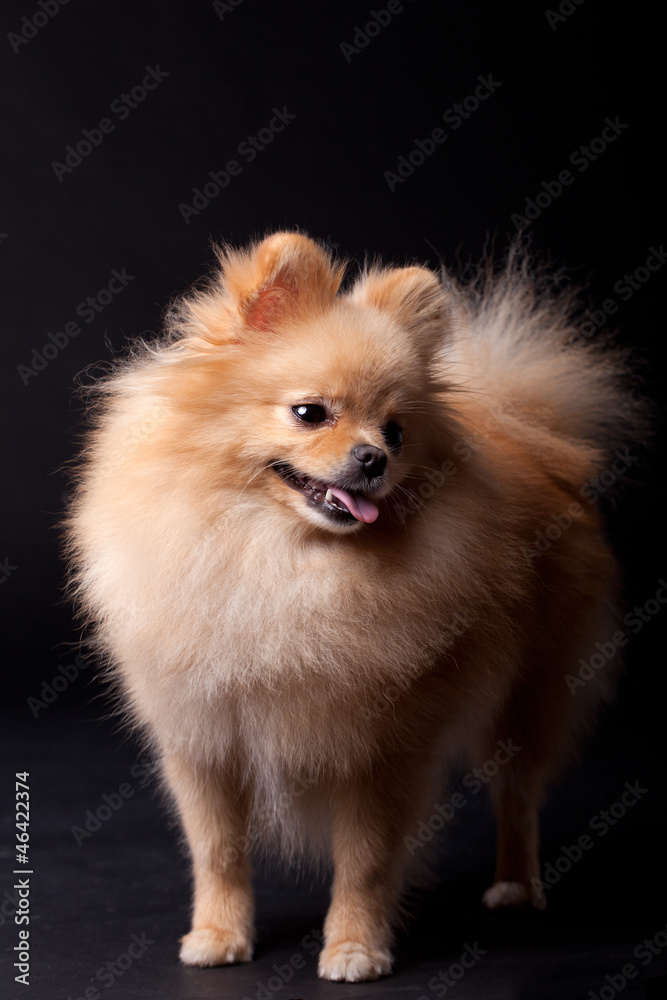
167, 232, 450, 534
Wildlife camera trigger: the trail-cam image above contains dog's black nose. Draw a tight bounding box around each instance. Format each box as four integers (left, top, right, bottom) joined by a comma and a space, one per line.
352, 444, 387, 479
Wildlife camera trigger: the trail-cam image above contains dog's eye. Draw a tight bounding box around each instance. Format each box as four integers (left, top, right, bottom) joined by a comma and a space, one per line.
292, 404, 327, 424
382, 421, 402, 453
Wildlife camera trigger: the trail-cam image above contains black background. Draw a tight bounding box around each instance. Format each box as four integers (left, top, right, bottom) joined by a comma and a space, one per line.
1, 2, 666, 998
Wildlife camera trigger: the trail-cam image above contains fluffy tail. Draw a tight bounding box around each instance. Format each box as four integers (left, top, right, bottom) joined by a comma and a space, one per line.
440, 245, 648, 468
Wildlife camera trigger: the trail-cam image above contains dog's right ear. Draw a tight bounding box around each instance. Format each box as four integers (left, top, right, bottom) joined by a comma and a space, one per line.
349, 265, 449, 360
170, 233, 345, 345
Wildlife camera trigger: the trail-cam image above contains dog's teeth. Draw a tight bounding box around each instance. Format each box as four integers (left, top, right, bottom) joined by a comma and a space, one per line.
325, 489, 333, 503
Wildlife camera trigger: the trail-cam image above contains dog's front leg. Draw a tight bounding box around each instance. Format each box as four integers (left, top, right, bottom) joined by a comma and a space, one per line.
318, 775, 408, 982
162, 752, 255, 967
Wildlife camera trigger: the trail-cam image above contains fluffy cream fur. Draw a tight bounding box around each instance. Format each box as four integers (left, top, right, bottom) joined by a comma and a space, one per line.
65, 232, 642, 982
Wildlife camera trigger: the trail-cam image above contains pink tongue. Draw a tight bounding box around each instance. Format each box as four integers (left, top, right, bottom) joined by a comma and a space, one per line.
329, 487, 379, 523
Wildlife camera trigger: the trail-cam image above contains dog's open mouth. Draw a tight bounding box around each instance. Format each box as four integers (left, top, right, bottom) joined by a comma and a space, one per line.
273, 462, 379, 524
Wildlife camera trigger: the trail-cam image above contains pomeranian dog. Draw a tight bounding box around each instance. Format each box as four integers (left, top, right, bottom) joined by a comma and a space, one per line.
65, 231, 642, 982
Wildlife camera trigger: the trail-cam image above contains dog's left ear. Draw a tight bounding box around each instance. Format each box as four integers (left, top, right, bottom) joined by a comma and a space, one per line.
169, 233, 345, 346
234, 232, 345, 332
350, 266, 448, 357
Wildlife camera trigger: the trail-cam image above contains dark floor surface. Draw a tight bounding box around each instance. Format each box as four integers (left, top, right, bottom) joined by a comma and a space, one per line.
1, 702, 666, 1000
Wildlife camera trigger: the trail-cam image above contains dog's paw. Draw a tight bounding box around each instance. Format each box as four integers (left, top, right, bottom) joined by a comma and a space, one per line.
318, 940, 392, 982
482, 880, 546, 911
179, 927, 253, 967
